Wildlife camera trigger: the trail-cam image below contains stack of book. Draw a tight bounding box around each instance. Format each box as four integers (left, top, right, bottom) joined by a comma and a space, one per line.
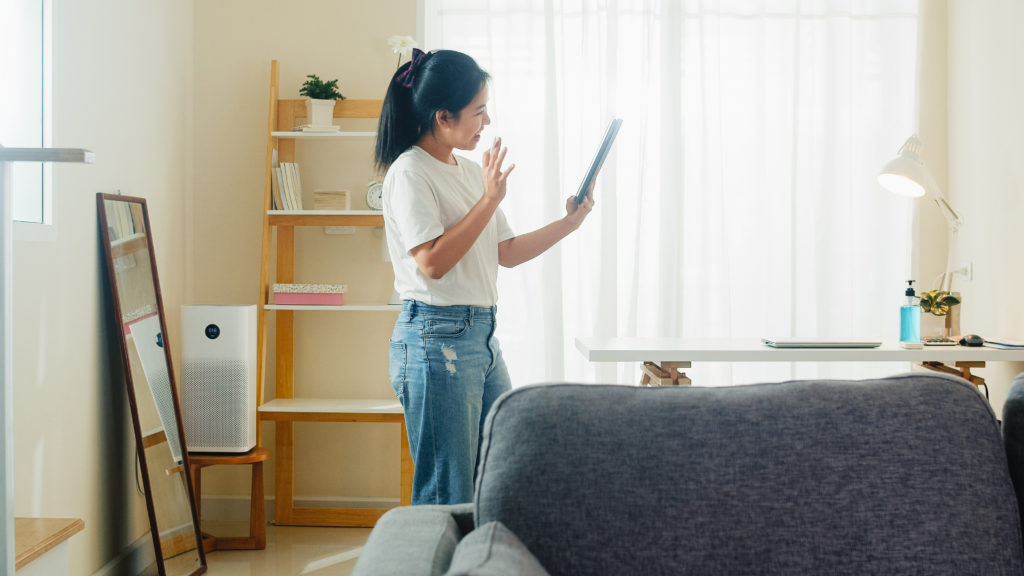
296, 124, 340, 133
313, 190, 350, 210
272, 162, 303, 210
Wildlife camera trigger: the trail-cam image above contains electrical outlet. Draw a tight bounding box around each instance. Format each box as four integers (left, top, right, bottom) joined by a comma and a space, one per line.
953, 261, 973, 282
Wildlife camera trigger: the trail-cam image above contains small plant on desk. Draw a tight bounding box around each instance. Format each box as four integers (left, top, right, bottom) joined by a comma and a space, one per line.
920, 290, 961, 316
921, 289, 962, 338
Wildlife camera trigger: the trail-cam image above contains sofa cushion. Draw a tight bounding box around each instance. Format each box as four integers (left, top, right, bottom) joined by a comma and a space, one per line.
353, 505, 464, 576
475, 373, 1022, 575
445, 521, 550, 576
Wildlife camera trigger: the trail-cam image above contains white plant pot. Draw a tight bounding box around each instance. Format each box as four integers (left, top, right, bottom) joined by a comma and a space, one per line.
305, 98, 335, 128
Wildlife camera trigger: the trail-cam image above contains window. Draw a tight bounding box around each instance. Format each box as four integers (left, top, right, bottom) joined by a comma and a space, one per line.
1, 0, 52, 224
425, 1, 920, 386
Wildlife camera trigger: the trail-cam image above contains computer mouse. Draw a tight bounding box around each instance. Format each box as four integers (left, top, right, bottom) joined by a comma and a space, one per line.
959, 334, 984, 347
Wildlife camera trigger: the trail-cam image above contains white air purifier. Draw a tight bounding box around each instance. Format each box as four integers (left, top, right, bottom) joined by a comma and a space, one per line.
181, 305, 257, 453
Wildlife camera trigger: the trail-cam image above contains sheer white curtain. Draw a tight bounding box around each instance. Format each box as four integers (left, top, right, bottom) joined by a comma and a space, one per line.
423, 0, 920, 386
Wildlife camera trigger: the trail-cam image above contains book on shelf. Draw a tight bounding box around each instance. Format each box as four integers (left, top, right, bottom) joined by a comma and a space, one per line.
275, 166, 288, 209
270, 149, 283, 210
291, 163, 303, 209
281, 162, 302, 210
313, 190, 350, 210
296, 124, 341, 133
271, 168, 283, 210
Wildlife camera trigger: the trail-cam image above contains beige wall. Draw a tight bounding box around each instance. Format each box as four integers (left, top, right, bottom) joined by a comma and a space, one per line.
943, 0, 1024, 413
918, 0, 1024, 414
192, 1, 417, 506
12, 0, 194, 573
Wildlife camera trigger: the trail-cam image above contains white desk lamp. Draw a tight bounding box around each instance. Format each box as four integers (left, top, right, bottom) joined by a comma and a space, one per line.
878, 135, 970, 294
877, 134, 964, 232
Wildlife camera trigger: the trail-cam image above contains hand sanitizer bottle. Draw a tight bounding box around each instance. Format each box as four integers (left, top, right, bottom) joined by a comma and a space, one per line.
900, 280, 921, 343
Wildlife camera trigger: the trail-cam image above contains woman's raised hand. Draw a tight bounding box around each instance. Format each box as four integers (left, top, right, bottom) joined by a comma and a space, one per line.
482, 136, 515, 204
564, 182, 595, 230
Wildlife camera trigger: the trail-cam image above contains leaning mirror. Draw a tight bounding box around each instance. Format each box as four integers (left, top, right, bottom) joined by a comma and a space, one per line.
97, 193, 206, 576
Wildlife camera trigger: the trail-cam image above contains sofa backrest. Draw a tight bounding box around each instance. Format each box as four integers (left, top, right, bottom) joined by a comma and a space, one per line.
474, 373, 1023, 575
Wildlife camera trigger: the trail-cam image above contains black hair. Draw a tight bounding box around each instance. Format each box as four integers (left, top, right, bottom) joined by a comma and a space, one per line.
374, 50, 490, 173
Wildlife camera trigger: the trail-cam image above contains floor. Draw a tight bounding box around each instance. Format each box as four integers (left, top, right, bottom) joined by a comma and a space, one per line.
201, 522, 372, 575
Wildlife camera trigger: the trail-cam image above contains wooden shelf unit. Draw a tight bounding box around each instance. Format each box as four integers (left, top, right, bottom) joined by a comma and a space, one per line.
257, 60, 411, 528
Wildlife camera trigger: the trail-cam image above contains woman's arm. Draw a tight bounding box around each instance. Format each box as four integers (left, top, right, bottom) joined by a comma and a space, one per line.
410, 138, 515, 279
498, 193, 595, 268
410, 195, 501, 279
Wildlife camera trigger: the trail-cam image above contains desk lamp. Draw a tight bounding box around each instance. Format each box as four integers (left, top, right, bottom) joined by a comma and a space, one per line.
877, 134, 964, 232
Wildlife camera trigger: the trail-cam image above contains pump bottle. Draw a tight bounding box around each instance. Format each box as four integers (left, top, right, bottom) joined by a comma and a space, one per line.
900, 280, 921, 343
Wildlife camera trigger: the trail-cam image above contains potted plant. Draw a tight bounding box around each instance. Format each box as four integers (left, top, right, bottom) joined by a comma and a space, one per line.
920, 289, 962, 337
299, 74, 345, 128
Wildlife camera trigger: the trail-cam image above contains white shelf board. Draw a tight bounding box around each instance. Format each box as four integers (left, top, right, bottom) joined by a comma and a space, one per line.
264, 304, 399, 311
271, 131, 376, 139
260, 398, 402, 414
0, 147, 95, 163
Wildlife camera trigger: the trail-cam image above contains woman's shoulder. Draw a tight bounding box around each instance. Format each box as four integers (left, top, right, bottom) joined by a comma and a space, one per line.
390, 146, 428, 170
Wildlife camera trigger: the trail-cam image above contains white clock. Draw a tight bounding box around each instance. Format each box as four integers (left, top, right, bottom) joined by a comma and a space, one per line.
366, 180, 383, 210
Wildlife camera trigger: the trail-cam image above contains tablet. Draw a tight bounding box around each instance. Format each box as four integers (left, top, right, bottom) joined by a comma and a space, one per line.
575, 118, 623, 204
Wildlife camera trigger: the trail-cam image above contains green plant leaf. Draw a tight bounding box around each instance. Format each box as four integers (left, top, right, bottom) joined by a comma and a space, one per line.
299, 73, 345, 100
919, 290, 936, 313
940, 294, 961, 306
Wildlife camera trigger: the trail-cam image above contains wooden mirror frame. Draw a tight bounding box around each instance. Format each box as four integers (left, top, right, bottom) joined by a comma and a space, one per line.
97, 193, 206, 576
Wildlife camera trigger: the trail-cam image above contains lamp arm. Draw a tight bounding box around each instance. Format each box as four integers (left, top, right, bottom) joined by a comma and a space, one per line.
932, 195, 964, 232
919, 169, 964, 232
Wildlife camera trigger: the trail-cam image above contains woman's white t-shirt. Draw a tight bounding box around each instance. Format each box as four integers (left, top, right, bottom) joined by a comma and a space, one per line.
383, 146, 515, 307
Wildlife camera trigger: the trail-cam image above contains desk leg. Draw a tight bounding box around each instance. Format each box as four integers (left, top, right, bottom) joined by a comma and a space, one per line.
640, 361, 692, 386
921, 361, 986, 389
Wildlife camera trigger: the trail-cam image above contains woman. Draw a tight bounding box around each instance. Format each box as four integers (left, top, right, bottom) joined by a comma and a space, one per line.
375, 48, 594, 504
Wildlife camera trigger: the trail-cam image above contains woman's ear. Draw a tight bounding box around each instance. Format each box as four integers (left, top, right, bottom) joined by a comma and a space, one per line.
435, 109, 454, 129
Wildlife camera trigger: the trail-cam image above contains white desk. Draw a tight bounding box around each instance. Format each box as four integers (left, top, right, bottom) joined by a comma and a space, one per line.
576, 337, 1024, 386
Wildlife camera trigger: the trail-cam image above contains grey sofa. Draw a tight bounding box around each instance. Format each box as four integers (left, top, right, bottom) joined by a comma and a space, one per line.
354, 372, 1024, 575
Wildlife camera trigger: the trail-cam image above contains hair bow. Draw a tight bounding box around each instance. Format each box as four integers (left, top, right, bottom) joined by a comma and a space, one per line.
395, 48, 428, 88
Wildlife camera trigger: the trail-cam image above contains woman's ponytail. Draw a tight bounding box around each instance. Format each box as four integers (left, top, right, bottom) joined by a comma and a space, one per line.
374, 63, 419, 173
374, 49, 490, 173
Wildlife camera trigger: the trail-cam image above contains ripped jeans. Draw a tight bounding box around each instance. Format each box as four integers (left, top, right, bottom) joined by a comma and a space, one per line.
389, 300, 512, 505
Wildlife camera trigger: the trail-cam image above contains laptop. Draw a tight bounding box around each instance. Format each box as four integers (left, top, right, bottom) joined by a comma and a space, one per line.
761, 337, 882, 349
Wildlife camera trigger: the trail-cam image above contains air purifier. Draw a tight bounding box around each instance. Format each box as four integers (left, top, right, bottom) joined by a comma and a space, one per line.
181, 305, 257, 452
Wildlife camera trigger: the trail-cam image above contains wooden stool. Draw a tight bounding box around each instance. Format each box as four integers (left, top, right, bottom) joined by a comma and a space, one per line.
188, 447, 270, 551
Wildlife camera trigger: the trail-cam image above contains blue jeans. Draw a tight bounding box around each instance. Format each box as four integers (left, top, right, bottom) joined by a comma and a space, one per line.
389, 300, 512, 505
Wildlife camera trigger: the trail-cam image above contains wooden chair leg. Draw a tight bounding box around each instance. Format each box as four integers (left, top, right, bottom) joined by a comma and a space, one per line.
251, 461, 266, 549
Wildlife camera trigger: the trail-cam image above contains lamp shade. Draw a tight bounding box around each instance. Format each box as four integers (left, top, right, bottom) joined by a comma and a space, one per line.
878, 134, 963, 231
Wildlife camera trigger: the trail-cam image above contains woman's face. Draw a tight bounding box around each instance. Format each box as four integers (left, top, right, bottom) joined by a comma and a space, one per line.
448, 84, 491, 151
